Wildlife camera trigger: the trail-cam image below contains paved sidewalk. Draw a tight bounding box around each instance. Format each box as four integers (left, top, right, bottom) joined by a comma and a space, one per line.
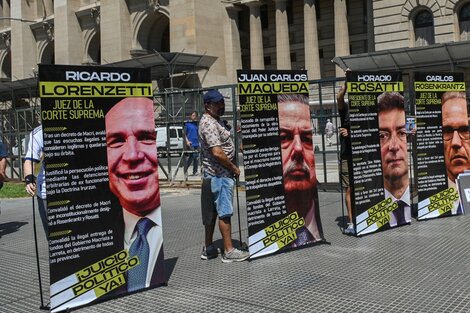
1, 188, 470, 313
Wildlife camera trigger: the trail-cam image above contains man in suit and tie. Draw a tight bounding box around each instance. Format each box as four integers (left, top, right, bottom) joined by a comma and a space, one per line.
377, 92, 411, 227
105, 97, 165, 292
441, 91, 470, 215
278, 94, 323, 246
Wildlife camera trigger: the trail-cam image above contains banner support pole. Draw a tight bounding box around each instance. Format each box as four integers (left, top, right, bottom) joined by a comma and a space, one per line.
30, 84, 49, 310
32, 195, 49, 310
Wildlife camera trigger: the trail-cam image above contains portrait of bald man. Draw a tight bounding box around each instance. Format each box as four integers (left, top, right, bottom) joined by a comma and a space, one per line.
105, 97, 164, 292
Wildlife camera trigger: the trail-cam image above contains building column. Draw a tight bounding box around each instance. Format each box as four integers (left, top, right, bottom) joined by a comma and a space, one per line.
54, 0, 82, 65
334, 0, 349, 77
304, 0, 320, 79
1, 1, 10, 29
100, 0, 132, 63
244, 1, 264, 69
274, 0, 290, 69
224, 5, 243, 82
366, 0, 375, 52
10, 1, 36, 79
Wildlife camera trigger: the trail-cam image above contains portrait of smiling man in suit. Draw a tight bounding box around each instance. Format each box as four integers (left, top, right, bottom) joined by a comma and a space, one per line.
105, 97, 164, 292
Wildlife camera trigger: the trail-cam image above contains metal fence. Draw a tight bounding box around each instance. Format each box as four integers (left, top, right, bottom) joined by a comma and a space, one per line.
1, 103, 41, 180
2, 78, 345, 189
151, 77, 345, 189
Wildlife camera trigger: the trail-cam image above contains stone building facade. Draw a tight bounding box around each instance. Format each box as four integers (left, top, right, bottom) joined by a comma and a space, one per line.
0, 0, 469, 88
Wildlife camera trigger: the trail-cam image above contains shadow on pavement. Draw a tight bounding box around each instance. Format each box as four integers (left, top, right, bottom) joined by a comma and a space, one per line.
0, 221, 28, 238
335, 215, 348, 229
164, 257, 178, 282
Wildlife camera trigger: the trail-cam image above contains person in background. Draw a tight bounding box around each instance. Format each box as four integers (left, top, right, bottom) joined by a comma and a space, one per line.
24, 125, 48, 234
325, 118, 334, 146
184, 111, 200, 177
337, 82, 355, 235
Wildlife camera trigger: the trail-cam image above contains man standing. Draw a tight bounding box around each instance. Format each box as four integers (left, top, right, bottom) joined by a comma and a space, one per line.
325, 118, 334, 146
24, 125, 48, 234
105, 97, 164, 291
278, 94, 323, 246
441, 91, 470, 215
199, 89, 249, 263
377, 92, 411, 227
184, 111, 199, 177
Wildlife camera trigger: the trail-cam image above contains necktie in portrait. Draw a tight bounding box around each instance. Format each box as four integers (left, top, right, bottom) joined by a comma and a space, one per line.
293, 226, 313, 246
127, 218, 154, 292
393, 200, 406, 225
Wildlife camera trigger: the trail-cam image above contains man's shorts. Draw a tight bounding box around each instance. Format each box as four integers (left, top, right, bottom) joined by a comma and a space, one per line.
340, 158, 350, 188
201, 175, 235, 225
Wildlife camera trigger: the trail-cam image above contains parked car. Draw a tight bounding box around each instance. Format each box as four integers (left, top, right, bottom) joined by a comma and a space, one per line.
156, 126, 184, 156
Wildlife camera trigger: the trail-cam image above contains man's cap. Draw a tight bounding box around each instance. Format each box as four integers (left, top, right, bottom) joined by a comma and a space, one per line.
203, 89, 224, 104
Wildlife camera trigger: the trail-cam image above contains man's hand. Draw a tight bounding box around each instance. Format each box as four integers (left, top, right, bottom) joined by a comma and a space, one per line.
233, 166, 240, 177
337, 84, 346, 102
26, 182, 36, 196
211, 146, 240, 177
339, 127, 349, 138
24, 174, 36, 197
337, 83, 347, 111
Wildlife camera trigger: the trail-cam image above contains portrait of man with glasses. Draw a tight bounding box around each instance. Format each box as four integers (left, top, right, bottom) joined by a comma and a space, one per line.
441, 91, 470, 215
378, 92, 411, 227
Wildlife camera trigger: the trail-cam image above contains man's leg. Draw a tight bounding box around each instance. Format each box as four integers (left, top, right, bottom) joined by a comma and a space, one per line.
184, 153, 192, 175
212, 176, 249, 262
219, 215, 249, 262
219, 217, 233, 252
343, 187, 354, 235
192, 152, 199, 175
201, 176, 218, 259
341, 159, 355, 235
346, 187, 352, 224
204, 222, 216, 247
211, 176, 234, 252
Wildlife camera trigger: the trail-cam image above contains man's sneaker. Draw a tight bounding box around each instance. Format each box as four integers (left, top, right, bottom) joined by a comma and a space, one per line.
221, 248, 249, 263
344, 223, 356, 235
201, 245, 218, 260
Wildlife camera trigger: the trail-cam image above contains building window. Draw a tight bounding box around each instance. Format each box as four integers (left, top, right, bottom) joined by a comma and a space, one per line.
414, 10, 435, 46
363, 0, 368, 24
290, 52, 297, 62
315, 0, 320, 19
459, 3, 470, 40
261, 5, 268, 29
264, 55, 271, 65
290, 31, 295, 44
287, 1, 293, 25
